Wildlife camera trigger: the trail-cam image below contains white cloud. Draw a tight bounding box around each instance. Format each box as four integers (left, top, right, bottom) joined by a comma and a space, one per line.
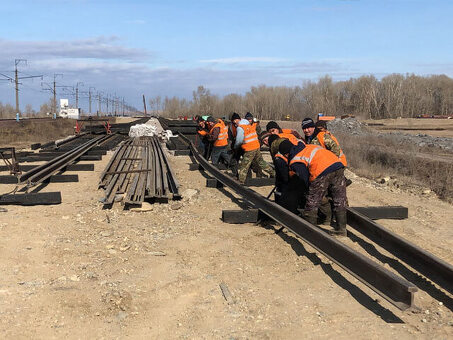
200, 57, 288, 64
0, 36, 149, 61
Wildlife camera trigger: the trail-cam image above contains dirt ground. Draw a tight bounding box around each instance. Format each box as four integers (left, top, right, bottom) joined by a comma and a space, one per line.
0, 145, 452, 339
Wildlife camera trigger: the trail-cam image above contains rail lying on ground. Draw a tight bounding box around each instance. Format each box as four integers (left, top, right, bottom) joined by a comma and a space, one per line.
179, 133, 417, 311
347, 208, 453, 294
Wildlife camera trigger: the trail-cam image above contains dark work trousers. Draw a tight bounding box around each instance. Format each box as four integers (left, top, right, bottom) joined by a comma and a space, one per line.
211, 146, 231, 166
277, 176, 306, 215
304, 168, 347, 213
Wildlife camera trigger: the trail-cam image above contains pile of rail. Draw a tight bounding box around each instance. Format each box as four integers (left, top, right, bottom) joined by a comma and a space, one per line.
99, 136, 180, 208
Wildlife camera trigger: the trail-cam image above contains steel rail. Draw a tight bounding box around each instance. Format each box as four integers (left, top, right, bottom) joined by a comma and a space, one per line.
154, 136, 181, 199
179, 133, 417, 310
347, 208, 453, 294
19, 134, 112, 186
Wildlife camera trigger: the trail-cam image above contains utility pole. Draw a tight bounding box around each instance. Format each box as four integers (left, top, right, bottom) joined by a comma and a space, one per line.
75, 82, 83, 109
88, 87, 95, 114
97, 92, 102, 116
53, 74, 63, 114
143, 94, 147, 116
12, 59, 42, 114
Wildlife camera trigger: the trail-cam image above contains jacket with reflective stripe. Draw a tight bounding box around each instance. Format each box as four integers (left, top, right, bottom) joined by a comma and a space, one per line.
238, 123, 260, 151
289, 144, 343, 182
316, 131, 347, 166
209, 119, 229, 147
278, 132, 299, 145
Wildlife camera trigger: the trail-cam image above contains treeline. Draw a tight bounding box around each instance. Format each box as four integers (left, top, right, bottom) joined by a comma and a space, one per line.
0, 99, 54, 119
150, 74, 453, 120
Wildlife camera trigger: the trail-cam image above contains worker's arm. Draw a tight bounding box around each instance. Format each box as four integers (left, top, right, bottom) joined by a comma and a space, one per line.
207, 127, 220, 142
290, 162, 309, 189
274, 157, 289, 183
323, 134, 341, 157
234, 126, 245, 149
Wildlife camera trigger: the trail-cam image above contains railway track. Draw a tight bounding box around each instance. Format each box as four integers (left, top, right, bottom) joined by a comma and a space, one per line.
177, 132, 453, 311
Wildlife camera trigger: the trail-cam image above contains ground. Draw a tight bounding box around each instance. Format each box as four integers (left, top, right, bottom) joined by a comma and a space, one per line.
0, 142, 452, 339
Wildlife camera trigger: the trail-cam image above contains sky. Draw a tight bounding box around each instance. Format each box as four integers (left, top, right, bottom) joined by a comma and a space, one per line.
0, 0, 452, 113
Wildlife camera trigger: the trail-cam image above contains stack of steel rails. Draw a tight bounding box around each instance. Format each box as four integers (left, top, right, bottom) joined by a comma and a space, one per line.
99, 136, 180, 208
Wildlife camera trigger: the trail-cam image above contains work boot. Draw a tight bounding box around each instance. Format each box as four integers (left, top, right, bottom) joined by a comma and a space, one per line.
330, 210, 347, 237
303, 210, 318, 226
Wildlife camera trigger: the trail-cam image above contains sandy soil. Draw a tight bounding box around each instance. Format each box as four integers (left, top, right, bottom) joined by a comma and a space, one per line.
0, 147, 452, 339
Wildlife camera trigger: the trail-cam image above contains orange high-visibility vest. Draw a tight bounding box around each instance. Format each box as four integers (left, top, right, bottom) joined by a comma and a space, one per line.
210, 119, 228, 147
239, 123, 260, 151
317, 131, 347, 167
274, 152, 288, 163
278, 132, 298, 145
281, 128, 293, 134
289, 144, 342, 182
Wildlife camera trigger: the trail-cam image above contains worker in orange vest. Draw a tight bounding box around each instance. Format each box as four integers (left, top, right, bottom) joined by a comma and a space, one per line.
265, 121, 302, 145
278, 139, 348, 236
206, 116, 231, 167
234, 117, 274, 183
312, 120, 347, 166
196, 116, 210, 158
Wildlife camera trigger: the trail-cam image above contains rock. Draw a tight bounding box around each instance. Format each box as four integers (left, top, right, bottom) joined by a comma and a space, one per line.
130, 202, 154, 212
69, 275, 80, 282
120, 245, 130, 252
182, 188, 199, 201
379, 176, 390, 184
0, 207, 8, 212
422, 189, 431, 195
116, 311, 128, 321
100, 230, 113, 237
147, 251, 166, 256
170, 202, 183, 210
114, 194, 123, 202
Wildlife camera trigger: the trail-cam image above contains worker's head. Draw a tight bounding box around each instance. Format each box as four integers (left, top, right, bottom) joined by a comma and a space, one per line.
259, 131, 271, 146
245, 112, 254, 123
230, 112, 241, 126
266, 121, 281, 135
301, 118, 315, 137
278, 139, 293, 157
206, 116, 216, 128
315, 120, 327, 132
267, 134, 280, 148
197, 116, 206, 127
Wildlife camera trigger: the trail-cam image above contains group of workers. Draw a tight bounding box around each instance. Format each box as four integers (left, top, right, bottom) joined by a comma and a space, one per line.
195, 113, 349, 237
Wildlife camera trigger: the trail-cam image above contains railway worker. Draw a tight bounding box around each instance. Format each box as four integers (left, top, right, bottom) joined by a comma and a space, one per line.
278, 139, 348, 236
234, 117, 275, 183
267, 134, 306, 213
196, 116, 210, 158
265, 121, 302, 145
311, 120, 347, 167
301, 117, 316, 144
206, 116, 231, 167
245, 112, 262, 135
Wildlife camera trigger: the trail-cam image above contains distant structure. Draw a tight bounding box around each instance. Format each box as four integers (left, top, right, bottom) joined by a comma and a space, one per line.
58, 99, 80, 119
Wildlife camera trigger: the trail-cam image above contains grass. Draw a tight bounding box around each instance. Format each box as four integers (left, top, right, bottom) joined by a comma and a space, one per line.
337, 132, 453, 202
0, 119, 76, 148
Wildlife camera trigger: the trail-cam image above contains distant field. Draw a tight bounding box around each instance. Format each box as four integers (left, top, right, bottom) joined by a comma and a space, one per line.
363, 118, 453, 138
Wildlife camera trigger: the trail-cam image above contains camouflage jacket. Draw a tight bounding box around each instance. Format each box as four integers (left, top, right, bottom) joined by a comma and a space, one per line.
310, 132, 341, 158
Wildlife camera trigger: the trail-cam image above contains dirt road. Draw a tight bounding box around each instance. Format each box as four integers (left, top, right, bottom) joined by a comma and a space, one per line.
0, 151, 452, 339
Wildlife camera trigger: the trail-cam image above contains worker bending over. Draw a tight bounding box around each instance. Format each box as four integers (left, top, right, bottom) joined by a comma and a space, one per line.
278, 139, 348, 236
267, 134, 306, 214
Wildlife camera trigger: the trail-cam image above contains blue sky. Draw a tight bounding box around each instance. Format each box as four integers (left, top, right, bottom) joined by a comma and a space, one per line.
1, 0, 452, 112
